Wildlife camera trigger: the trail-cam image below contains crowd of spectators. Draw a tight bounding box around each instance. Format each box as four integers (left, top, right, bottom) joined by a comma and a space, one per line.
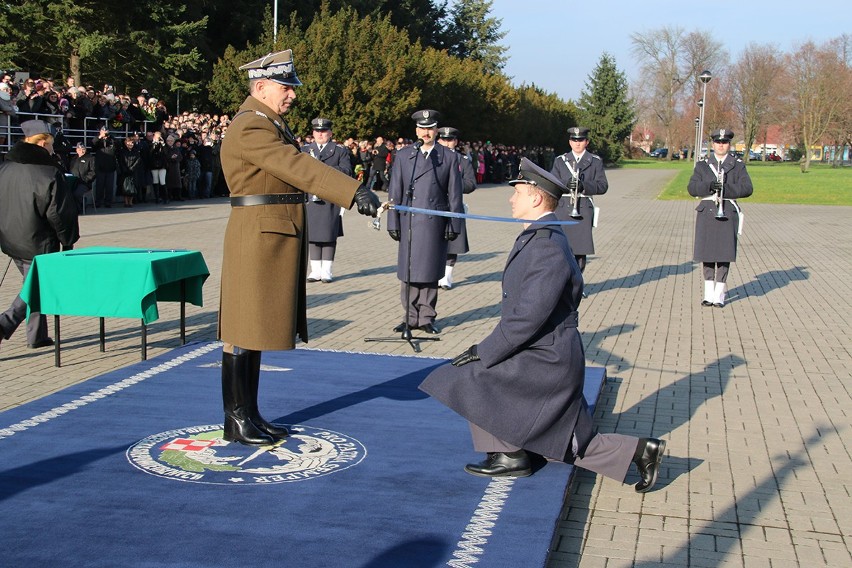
0, 73, 557, 210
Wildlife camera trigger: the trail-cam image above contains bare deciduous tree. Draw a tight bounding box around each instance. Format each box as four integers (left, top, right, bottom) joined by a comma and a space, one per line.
731, 43, 783, 162
631, 27, 726, 160
783, 40, 847, 171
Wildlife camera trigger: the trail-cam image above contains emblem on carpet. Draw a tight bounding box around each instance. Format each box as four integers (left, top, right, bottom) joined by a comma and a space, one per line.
127, 424, 366, 484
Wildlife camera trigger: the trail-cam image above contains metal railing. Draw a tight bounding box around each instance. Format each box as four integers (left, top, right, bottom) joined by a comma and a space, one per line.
1, 112, 155, 156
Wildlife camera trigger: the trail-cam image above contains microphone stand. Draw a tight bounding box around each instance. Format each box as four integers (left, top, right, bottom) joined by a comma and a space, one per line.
365, 141, 440, 353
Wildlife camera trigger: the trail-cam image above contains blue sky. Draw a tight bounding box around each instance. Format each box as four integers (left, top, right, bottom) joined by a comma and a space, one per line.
487, 0, 850, 102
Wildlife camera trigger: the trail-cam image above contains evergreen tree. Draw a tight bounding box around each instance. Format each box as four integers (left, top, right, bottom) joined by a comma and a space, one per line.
577, 53, 636, 164
444, 0, 507, 73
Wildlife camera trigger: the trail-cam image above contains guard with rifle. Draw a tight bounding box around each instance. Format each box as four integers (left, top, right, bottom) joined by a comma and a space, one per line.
550, 126, 609, 277
687, 129, 753, 308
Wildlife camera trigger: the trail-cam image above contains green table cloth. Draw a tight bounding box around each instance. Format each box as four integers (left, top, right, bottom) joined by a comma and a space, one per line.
20, 247, 210, 324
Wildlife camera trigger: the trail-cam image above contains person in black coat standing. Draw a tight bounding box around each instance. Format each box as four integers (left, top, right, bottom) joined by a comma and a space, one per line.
420, 158, 665, 492
436, 126, 476, 290
550, 127, 609, 274
69, 142, 96, 209
687, 129, 753, 307
302, 118, 353, 283
0, 120, 79, 351
386, 110, 464, 334
91, 125, 118, 208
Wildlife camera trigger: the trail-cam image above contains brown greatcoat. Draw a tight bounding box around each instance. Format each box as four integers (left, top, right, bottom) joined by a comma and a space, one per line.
218, 96, 360, 350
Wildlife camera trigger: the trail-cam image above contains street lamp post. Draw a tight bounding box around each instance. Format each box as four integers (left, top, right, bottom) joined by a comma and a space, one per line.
696, 70, 712, 164
694, 117, 700, 162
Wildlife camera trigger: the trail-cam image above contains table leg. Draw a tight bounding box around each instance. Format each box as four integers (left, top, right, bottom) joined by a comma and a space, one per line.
54, 315, 61, 367
99, 317, 105, 352
141, 320, 147, 361
180, 279, 186, 345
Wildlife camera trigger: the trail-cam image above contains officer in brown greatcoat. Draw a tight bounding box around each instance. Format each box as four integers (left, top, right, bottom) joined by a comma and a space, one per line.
218, 50, 380, 445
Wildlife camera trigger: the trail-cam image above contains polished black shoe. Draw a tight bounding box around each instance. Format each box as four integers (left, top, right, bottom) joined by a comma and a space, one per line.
418, 323, 440, 334
713, 303, 724, 308
393, 321, 410, 333
633, 438, 666, 493
28, 338, 55, 349
701, 300, 713, 307
464, 451, 532, 478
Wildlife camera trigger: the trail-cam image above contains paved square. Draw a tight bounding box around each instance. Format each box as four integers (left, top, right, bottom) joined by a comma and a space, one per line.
1, 169, 849, 566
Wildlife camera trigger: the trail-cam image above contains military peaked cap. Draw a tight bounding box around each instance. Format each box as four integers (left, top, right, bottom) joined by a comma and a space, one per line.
411, 109, 440, 128
311, 117, 333, 131
711, 129, 734, 142
509, 157, 567, 199
240, 49, 302, 87
438, 126, 459, 139
567, 126, 590, 140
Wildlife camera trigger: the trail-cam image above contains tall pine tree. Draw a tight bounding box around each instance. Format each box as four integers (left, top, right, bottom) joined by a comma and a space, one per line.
577, 53, 636, 164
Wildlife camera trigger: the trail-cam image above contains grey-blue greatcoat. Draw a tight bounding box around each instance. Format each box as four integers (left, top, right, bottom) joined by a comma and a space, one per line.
447, 151, 476, 255
550, 152, 608, 255
301, 141, 352, 242
687, 154, 753, 262
387, 144, 464, 282
419, 214, 595, 460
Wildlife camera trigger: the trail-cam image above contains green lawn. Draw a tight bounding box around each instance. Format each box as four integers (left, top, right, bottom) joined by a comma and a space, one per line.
615, 159, 852, 206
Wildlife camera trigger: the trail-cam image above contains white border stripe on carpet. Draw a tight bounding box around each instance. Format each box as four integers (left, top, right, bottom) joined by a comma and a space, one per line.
447, 477, 516, 566
0, 342, 220, 441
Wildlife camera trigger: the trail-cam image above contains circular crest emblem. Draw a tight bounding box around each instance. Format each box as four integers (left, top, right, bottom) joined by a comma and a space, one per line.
126, 424, 366, 485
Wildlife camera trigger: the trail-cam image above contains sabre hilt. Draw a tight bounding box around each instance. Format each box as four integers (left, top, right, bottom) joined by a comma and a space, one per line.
371, 201, 392, 230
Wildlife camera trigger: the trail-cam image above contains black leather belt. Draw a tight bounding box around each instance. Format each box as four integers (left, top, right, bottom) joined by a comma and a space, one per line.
230, 193, 308, 206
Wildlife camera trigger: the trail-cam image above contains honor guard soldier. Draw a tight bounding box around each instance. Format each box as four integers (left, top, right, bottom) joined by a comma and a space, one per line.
687, 129, 752, 308
218, 50, 380, 445
436, 126, 476, 289
386, 110, 465, 334
550, 126, 609, 275
302, 117, 352, 283
420, 158, 665, 492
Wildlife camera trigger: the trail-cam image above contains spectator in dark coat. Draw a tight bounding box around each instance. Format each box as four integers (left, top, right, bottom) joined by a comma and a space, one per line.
0, 120, 79, 351
91, 125, 118, 207
69, 142, 96, 208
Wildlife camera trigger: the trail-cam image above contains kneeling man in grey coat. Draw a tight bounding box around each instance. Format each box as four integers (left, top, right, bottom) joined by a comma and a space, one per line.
419, 158, 665, 493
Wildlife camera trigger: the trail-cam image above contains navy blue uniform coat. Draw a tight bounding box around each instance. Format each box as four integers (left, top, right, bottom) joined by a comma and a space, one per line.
550, 152, 608, 255
419, 214, 596, 460
302, 141, 352, 243
687, 155, 753, 262
447, 151, 476, 255
387, 144, 464, 282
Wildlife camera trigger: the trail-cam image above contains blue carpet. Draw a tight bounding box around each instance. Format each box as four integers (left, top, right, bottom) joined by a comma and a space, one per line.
0, 344, 605, 568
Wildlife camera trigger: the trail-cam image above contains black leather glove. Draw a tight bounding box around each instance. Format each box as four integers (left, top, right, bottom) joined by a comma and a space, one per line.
388, 230, 401, 241
710, 181, 723, 193
353, 186, 381, 217
567, 178, 578, 192
445, 225, 458, 241
451, 345, 479, 367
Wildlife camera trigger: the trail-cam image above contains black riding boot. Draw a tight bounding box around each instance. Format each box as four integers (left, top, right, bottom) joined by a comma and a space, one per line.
222, 350, 275, 445
247, 351, 290, 439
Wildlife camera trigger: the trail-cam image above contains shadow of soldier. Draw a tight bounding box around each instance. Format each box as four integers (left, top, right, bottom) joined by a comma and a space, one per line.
604, 354, 747, 489
726, 266, 809, 304
631, 424, 841, 567
586, 261, 695, 294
